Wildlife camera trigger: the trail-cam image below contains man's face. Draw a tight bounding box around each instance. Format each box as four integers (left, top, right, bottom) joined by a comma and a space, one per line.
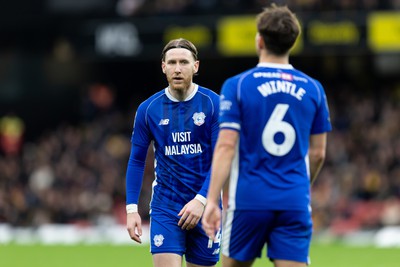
162, 48, 199, 92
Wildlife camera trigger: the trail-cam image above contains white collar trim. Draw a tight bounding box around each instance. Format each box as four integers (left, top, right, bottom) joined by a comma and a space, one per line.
165, 84, 198, 102
257, 62, 294, 69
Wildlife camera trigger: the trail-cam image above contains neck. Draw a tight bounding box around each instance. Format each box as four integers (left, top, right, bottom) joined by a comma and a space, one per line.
169, 83, 194, 101
259, 50, 289, 65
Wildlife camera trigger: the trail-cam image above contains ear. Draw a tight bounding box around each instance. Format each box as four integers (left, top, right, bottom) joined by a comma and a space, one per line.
193, 60, 199, 74
256, 33, 264, 50
161, 61, 166, 73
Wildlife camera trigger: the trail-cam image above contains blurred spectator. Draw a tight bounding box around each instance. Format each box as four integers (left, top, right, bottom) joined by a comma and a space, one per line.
391, 0, 400, 8
0, 113, 25, 156
43, 37, 84, 88
116, 0, 145, 16
381, 197, 400, 226
114, 0, 396, 16
81, 83, 116, 122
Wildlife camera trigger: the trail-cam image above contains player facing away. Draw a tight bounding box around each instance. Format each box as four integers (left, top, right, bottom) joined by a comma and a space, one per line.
202, 4, 332, 267
125, 38, 221, 267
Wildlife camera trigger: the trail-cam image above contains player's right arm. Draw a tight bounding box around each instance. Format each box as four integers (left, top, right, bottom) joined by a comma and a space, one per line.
203, 78, 240, 239
127, 209, 143, 243
203, 128, 238, 239
126, 105, 151, 243
126, 142, 148, 243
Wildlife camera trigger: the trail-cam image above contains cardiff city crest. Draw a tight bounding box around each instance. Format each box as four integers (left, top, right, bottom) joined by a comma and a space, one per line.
192, 112, 206, 126
153, 234, 164, 247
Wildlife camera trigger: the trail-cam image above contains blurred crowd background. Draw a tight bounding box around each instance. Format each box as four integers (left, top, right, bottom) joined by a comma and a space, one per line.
0, 0, 400, 238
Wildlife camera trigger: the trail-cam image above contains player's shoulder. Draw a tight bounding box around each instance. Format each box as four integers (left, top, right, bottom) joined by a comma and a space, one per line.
291, 68, 323, 89
197, 85, 219, 97
196, 85, 220, 104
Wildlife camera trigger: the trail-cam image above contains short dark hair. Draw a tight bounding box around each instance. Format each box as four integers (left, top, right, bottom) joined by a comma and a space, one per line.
256, 4, 300, 55
161, 38, 198, 61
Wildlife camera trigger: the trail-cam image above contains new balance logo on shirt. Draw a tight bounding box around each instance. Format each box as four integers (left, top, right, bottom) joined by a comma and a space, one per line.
159, 119, 169, 125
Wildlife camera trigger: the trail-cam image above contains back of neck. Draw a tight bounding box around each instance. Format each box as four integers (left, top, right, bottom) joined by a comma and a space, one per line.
259, 51, 289, 65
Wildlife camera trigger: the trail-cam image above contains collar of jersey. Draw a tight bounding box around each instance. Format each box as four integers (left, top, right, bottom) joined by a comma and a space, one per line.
165, 83, 198, 102
257, 62, 294, 69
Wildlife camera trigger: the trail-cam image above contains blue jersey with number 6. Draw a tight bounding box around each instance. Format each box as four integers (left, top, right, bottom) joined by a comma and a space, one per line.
219, 62, 332, 212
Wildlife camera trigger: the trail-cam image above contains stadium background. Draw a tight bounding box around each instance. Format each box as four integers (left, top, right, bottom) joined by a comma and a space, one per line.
1, 0, 400, 253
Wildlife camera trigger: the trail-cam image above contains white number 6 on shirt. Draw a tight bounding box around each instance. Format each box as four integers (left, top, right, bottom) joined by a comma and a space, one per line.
262, 103, 296, 156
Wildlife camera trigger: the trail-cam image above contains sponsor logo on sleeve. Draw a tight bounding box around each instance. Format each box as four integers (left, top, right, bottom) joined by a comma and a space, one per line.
220, 100, 232, 111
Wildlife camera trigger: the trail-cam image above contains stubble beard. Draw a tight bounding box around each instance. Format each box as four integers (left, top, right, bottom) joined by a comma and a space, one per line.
169, 78, 192, 98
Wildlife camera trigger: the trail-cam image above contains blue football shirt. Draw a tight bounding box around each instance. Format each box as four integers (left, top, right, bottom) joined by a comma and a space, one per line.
219, 63, 332, 211
126, 84, 219, 212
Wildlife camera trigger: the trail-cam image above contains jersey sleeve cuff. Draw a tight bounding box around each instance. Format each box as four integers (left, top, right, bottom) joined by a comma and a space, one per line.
126, 204, 138, 214
195, 194, 207, 206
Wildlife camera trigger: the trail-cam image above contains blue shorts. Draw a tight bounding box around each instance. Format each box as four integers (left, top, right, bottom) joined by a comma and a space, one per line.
222, 209, 312, 264
150, 206, 221, 266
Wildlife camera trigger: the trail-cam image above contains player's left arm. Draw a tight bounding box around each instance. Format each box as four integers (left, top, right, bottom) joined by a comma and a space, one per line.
309, 133, 327, 185
309, 80, 331, 185
196, 93, 220, 203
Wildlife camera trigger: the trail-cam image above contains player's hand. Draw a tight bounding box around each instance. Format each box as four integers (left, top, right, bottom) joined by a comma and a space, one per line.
202, 201, 221, 240
178, 198, 205, 230
126, 212, 142, 243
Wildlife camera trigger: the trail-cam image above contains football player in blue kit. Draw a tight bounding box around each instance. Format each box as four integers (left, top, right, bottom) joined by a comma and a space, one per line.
202, 4, 332, 267
126, 38, 221, 267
